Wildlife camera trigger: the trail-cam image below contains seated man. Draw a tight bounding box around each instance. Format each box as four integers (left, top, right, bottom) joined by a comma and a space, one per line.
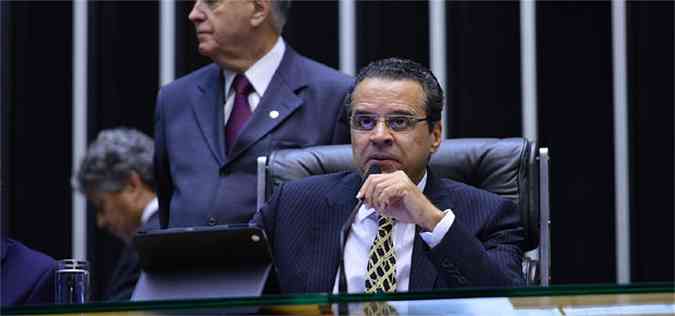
1, 237, 56, 306
254, 58, 525, 293
74, 128, 159, 300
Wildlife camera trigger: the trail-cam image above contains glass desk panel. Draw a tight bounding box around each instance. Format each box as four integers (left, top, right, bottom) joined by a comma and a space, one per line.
3, 283, 673, 315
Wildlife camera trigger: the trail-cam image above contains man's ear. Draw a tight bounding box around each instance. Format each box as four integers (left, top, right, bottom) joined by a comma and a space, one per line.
125, 171, 142, 193
250, 0, 270, 28
429, 121, 443, 153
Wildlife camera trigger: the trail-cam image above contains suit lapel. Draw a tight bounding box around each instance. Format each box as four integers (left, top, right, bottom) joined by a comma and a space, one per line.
409, 171, 453, 291
305, 172, 362, 292
191, 64, 226, 165
225, 48, 306, 166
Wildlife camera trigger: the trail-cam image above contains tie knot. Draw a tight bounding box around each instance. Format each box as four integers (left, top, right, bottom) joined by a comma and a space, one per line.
232, 74, 253, 95
378, 216, 395, 228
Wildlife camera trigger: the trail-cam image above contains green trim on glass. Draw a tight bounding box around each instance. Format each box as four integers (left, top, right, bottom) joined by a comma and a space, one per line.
3, 283, 673, 315
328, 282, 675, 303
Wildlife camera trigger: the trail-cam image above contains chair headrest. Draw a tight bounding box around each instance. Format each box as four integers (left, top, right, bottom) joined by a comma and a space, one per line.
267, 138, 539, 251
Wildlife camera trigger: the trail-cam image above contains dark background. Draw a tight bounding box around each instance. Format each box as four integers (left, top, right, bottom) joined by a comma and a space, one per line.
2, 1, 673, 300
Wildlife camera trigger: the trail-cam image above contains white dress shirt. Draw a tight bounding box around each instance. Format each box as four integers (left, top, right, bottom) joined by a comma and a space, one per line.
141, 197, 159, 225
332, 172, 456, 293
222, 38, 286, 125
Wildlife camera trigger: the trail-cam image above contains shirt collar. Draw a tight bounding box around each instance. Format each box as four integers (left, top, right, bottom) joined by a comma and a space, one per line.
141, 197, 159, 224
356, 171, 428, 223
222, 37, 286, 98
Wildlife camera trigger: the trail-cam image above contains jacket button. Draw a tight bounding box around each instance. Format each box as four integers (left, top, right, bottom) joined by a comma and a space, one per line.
208, 217, 217, 226
219, 168, 228, 176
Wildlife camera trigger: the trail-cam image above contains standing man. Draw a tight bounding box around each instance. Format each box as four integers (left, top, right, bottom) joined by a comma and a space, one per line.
255, 58, 525, 293
155, 0, 353, 228
75, 128, 159, 300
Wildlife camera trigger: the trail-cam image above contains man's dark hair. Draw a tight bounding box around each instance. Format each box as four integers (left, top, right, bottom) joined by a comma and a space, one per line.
75, 127, 155, 193
345, 58, 444, 131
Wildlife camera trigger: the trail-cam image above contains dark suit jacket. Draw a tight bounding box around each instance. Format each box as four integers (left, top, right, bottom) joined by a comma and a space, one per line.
155, 46, 353, 228
103, 212, 160, 301
254, 171, 525, 293
1, 238, 57, 306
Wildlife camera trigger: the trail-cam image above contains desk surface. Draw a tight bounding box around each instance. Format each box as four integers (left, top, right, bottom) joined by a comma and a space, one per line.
4, 283, 674, 315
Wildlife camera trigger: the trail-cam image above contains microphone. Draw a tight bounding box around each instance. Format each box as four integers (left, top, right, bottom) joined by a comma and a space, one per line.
338, 163, 381, 294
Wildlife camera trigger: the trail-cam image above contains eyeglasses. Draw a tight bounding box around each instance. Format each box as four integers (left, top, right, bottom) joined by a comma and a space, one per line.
350, 113, 428, 132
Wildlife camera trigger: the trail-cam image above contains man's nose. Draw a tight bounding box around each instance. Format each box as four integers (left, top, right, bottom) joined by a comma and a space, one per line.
188, 1, 205, 23
368, 120, 394, 146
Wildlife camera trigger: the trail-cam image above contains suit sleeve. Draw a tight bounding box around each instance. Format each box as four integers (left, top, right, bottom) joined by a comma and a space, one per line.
251, 183, 285, 244
154, 88, 174, 229
428, 199, 525, 287
24, 262, 56, 305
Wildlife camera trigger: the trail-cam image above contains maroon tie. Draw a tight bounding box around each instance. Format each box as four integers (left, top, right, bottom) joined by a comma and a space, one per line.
225, 74, 253, 154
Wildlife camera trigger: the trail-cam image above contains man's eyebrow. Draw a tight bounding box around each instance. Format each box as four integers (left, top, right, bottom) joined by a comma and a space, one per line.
351, 110, 417, 116
389, 110, 417, 116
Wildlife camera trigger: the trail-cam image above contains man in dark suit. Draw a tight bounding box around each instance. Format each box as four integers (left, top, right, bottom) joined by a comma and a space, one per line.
75, 128, 159, 300
1, 238, 56, 306
155, 0, 353, 228
255, 58, 525, 293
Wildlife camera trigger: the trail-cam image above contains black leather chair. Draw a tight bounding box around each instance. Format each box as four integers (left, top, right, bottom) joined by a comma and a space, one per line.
257, 138, 550, 286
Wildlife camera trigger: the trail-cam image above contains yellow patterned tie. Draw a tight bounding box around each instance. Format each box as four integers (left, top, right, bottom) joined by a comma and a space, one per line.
365, 216, 397, 293
362, 301, 399, 316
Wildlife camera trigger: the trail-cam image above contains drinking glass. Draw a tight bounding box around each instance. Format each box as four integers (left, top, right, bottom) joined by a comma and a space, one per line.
55, 259, 90, 304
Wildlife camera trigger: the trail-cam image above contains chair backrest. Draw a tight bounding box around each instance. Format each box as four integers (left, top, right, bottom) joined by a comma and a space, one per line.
265, 138, 540, 252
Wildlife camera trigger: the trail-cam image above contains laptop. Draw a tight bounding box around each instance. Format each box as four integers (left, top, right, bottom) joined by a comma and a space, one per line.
132, 224, 275, 301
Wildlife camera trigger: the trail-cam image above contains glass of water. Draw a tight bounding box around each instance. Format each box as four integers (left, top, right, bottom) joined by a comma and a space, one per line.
55, 259, 90, 304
